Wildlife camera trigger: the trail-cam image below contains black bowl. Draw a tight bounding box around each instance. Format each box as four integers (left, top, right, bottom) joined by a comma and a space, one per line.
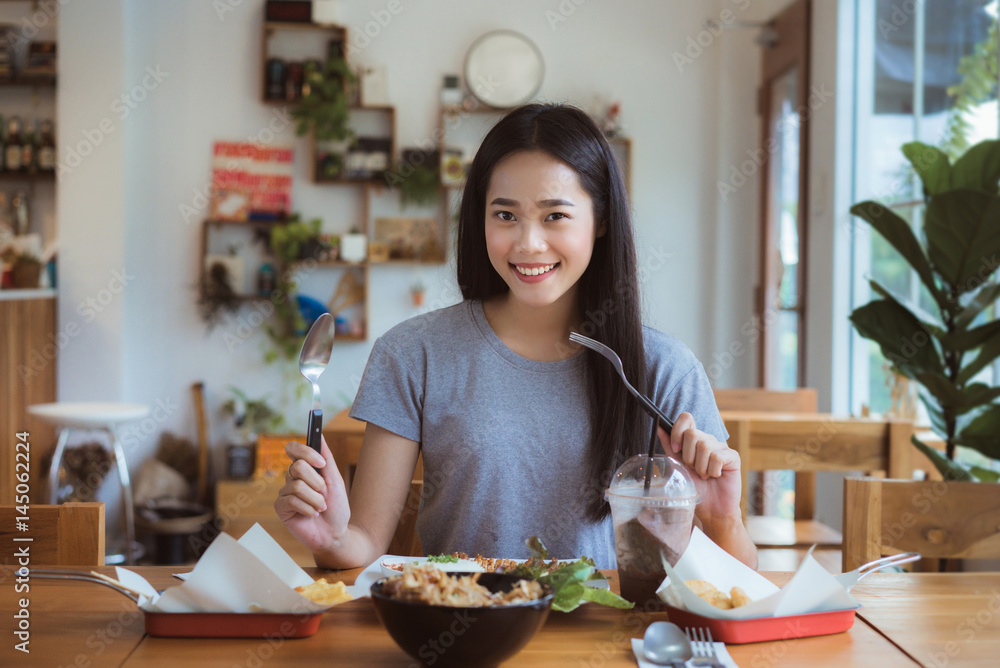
370, 572, 553, 668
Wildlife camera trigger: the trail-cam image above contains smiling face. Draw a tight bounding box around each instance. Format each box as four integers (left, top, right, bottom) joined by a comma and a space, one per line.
484, 150, 603, 311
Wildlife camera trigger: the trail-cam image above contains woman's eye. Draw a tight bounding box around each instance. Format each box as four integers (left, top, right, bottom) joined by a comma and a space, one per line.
547, 212, 568, 221
495, 211, 516, 222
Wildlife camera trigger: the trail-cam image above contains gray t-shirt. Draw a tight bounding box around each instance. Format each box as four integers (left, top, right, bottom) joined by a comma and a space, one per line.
349, 300, 727, 568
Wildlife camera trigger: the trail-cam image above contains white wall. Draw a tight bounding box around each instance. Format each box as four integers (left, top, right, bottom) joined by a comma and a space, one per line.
51, 0, 829, 480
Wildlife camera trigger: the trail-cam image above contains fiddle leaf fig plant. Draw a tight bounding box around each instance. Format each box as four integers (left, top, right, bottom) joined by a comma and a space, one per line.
850, 139, 1000, 481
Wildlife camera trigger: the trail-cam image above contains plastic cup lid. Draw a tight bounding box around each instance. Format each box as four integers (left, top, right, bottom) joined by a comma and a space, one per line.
604, 455, 700, 507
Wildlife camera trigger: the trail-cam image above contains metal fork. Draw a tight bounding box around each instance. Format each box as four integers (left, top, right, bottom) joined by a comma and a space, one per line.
569, 332, 674, 434
685, 627, 722, 666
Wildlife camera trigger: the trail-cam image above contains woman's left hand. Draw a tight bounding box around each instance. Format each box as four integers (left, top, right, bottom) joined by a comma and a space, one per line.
658, 412, 742, 524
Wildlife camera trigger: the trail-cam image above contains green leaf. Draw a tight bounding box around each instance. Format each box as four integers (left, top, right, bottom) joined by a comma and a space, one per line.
956, 404, 1000, 460
851, 201, 944, 307
956, 281, 1000, 328
581, 586, 634, 609
551, 582, 586, 612
924, 190, 1000, 293
850, 300, 944, 377
868, 279, 944, 331
912, 435, 974, 481
919, 391, 949, 438
957, 334, 1000, 384
960, 384, 1000, 413
903, 142, 952, 195
970, 465, 1000, 482
915, 372, 965, 411
950, 139, 1000, 194
940, 319, 1000, 351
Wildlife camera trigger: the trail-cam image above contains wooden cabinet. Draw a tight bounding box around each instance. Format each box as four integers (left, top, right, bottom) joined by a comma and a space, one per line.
0, 292, 57, 504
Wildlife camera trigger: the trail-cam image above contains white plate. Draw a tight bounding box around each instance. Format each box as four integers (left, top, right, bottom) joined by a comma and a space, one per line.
353, 555, 610, 599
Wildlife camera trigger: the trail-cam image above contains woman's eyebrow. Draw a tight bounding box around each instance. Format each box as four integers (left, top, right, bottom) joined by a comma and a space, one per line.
539, 198, 575, 207
489, 197, 518, 206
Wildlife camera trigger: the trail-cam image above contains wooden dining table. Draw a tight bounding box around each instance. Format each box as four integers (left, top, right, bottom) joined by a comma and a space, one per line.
3, 564, 997, 667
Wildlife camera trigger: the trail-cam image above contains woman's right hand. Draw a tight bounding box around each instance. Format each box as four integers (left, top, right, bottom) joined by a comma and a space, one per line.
274, 436, 350, 555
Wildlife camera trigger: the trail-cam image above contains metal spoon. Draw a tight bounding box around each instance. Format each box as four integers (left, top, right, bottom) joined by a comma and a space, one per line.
298, 313, 335, 455
642, 621, 693, 666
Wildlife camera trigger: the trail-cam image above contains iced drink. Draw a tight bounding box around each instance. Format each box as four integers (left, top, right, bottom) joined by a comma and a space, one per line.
605, 456, 698, 608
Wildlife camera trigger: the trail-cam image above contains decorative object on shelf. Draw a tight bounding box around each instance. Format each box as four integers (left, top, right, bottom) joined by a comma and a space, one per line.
197, 258, 241, 328
254, 433, 305, 477
257, 262, 276, 296
204, 253, 246, 294
441, 147, 464, 186
368, 240, 389, 262
292, 55, 357, 142
265, 58, 286, 100
343, 136, 391, 181
210, 142, 293, 221
849, 139, 1000, 482
265, 0, 312, 22
328, 271, 365, 318
375, 217, 442, 262
22, 41, 56, 77
464, 30, 544, 108
286, 61, 305, 101
410, 279, 426, 307
220, 386, 287, 480
441, 74, 462, 107
11, 252, 41, 288
339, 229, 367, 262
396, 148, 441, 208
360, 64, 388, 106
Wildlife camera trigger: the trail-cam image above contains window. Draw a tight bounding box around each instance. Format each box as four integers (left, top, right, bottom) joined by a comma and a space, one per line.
849, 0, 998, 416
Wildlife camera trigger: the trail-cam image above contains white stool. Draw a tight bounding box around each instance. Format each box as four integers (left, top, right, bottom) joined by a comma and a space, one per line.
28, 402, 150, 565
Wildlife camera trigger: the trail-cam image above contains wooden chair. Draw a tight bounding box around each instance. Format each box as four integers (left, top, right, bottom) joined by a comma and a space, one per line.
387, 480, 423, 557
843, 477, 1000, 571
0, 502, 105, 566
722, 406, 911, 552
714, 388, 819, 520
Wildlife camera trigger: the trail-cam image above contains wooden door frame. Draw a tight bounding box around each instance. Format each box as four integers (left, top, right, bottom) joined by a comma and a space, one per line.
757, 0, 811, 388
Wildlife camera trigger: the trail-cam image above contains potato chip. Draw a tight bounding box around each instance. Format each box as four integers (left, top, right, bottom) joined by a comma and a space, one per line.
295, 578, 353, 606
730, 586, 752, 608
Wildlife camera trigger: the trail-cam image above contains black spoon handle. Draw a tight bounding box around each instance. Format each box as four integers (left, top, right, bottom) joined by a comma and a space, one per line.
306, 408, 323, 456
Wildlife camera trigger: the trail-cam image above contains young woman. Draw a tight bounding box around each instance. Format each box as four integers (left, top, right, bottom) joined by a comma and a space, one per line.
276, 104, 756, 570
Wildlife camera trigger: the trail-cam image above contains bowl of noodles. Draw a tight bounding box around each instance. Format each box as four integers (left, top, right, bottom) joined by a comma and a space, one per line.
370, 563, 553, 668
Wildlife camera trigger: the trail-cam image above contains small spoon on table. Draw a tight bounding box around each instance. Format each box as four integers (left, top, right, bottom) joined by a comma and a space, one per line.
643, 621, 693, 666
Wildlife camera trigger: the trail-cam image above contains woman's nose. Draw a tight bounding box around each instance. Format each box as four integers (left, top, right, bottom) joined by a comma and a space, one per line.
516, 223, 548, 252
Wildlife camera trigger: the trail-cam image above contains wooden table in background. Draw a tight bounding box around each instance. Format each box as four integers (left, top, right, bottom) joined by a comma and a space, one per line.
8, 566, 992, 666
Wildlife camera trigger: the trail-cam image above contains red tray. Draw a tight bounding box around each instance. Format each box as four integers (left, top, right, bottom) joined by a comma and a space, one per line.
144, 612, 322, 638
665, 605, 856, 644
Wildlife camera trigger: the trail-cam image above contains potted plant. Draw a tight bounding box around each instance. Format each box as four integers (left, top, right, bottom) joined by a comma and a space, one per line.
292, 55, 357, 179
849, 139, 1000, 481
393, 149, 441, 209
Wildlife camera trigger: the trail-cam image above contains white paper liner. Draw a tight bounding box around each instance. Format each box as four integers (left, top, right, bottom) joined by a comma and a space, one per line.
656, 528, 859, 620
115, 523, 358, 613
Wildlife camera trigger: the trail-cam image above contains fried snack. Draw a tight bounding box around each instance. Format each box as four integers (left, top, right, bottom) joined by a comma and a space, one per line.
382, 563, 543, 607
295, 578, 353, 606
730, 586, 752, 608
684, 579, 734, 609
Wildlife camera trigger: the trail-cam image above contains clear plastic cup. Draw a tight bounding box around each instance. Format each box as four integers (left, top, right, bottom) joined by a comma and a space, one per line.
605, 455, 699, 607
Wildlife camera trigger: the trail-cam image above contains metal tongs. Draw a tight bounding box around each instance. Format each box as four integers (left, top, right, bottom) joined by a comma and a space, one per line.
834, 552, 922, 590
28, 568, 150, 603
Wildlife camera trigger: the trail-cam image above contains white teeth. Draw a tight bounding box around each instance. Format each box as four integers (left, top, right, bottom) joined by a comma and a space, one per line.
515, 264, 556, 276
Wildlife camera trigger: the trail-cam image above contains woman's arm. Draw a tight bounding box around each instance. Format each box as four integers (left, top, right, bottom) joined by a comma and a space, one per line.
275, 423, 420, 569
662, 412, 758, 569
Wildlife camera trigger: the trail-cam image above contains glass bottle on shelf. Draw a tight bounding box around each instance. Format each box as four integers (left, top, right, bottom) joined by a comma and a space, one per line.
5, 116, 22, 172
37, 120, 55, 171
21, 119, 36, 173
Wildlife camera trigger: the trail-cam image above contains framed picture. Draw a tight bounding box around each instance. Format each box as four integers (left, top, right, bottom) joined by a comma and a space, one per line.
373, 217, 443, 262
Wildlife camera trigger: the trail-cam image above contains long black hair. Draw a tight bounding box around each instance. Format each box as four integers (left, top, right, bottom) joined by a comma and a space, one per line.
456, 103, 647, 521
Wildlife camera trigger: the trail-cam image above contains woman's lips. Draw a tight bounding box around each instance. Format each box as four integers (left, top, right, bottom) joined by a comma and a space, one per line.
511, 262, 558, 283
